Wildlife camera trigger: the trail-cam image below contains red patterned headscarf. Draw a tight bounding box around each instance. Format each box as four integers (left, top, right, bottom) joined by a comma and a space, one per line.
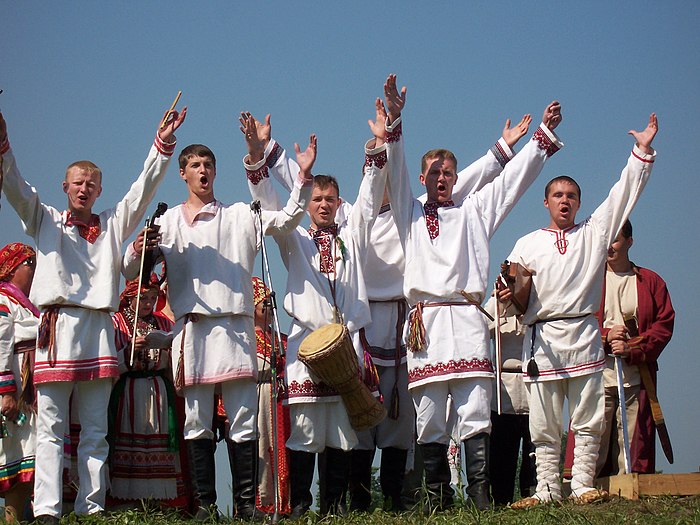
252, 277, 270, 307
0, 243, 35, 282
119, 274, 163, 311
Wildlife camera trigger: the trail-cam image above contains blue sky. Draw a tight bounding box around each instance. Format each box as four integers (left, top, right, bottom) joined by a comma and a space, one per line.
3, 1, 699, 510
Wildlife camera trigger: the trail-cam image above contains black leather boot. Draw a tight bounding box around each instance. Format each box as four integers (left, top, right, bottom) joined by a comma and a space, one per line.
320, 447, 351, 516
186, 439, 219, 521
227, 439, 258, 520
419, 442, 453, 512
380, 447, 408, 511
464, 432, 491, 511
348, 448, 374, 512
288, 449, 315, 520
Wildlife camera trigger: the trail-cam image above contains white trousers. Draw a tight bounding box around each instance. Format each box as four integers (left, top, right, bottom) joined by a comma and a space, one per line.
411, 377, 491, 445
528, 372, 605, 500
183, 379, 257, 442
355, 363, 415, 450
33, 379, 112, 517
287, 402, 358, 453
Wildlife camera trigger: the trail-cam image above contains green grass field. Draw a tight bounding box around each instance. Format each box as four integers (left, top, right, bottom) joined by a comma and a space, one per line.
28, 496, 700, 525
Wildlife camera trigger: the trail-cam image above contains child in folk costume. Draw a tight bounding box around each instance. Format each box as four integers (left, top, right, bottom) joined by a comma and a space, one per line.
241, 99, 389, 517
0, 243, 38, 522
383, 74, 563, 511
246, 278, 291, 514
505, 115, 659, 508
124, 129, 316, 520
0, 106, 186, 523
107, 275, 191, 511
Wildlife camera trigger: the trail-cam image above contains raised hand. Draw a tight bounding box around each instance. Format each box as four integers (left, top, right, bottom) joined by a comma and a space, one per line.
542, 101, 562, 131
294, 134, 317, 183
502, 114, 532, 148
367, 98, 388, 145
239, 112, 272, 163
628, 113, 658, 154
384, 74, 406, 124
158, 106, 187, 143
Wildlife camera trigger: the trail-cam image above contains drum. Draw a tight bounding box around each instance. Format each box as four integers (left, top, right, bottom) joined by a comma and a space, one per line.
298, 324, 386, 431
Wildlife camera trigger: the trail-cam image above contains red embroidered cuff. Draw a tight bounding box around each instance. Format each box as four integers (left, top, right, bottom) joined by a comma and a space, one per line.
154, 134, 176, 156
532, 127, 561, 157
246, 165, 269, 185
632, 150, 655, 163
364, 149, 387, 169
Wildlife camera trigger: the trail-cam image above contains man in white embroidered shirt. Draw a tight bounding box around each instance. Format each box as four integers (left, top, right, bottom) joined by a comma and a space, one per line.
383, 74, 563, 511
505, 114, 658, 509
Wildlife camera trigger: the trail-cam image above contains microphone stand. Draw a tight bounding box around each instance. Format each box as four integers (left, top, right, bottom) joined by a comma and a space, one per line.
251, 200, 286, 524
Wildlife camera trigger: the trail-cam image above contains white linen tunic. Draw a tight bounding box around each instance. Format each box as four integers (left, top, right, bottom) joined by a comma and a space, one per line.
123, 178, 312, 387
507, 145, 656, 383
386, 118, 563, 389
2, 137, 174, 383
246, 140, 387, 405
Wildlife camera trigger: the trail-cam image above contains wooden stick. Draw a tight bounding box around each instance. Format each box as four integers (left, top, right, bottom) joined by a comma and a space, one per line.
159, 91, 182, 130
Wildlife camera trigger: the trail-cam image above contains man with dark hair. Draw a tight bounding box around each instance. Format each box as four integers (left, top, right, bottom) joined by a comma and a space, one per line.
241, 98, 388, 517
124, 126, 317, 521
506, 115, 659, 508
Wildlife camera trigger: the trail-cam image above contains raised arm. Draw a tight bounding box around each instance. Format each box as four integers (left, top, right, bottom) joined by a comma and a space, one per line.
1, 111, 49, 237
114, 104, 187, 241
473, 101, 564, 237
591, 113, 658, 246
346, 98, 390, 237
383, 74, 414, 247
258, 134, 316, 236
444, 114, 533, 204
242, 112, 299, 210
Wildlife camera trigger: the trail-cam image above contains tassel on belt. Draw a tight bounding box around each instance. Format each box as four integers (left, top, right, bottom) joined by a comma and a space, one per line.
407, 298, 489, 353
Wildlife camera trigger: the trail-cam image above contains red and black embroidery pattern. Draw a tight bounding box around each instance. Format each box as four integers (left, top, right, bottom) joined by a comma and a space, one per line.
65, 212, 101, 244
286, 378, 338, 399
423, 200, 454, 240
532, 127, 560, 157
408, 357, 494, 383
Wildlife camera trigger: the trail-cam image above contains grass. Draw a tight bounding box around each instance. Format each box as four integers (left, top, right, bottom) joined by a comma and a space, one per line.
14, 495, 700, 525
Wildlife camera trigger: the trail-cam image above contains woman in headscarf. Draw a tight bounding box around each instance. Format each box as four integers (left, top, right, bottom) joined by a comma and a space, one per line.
107, 275, 191, 511
0, 243, 38, 522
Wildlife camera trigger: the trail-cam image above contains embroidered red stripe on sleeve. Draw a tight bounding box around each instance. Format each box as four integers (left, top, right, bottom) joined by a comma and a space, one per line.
154, 134, 176, 156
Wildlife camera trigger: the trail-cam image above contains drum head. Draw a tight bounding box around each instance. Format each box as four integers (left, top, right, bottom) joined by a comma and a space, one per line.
298, 323, 347, 358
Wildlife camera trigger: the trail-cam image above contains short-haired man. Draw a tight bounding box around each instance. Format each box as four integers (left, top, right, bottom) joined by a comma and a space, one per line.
505, 115, 659, 508
242, 100, 388, 517
384, 74, 563, 511
124, 127, 317, 520
0, 105, 186, 523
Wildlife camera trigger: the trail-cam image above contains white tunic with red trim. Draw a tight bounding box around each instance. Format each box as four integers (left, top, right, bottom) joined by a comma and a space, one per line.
364, 138, 515, 365
386, 117, 563, 389
1, 136, 175, 383
123, 179, 312, 386
507, 145, 656, 382
245, 140, 387, 404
